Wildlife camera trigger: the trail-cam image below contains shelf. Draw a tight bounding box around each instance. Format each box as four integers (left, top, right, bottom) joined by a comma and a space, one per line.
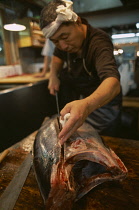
18, 17, 45, 48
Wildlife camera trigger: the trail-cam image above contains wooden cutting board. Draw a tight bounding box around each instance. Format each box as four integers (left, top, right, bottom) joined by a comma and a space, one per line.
0, 133, 139, 210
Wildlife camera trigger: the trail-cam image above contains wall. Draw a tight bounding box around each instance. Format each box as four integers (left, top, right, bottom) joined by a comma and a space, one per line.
83, 9, 139, 28
72, 0, 139, 28
73, 0, 122, 13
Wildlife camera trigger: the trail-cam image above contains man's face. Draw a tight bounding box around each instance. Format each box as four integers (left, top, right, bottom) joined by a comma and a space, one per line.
50, 22, 86, 54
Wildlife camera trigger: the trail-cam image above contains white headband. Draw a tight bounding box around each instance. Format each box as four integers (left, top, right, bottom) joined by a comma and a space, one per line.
42, 0, 78, 38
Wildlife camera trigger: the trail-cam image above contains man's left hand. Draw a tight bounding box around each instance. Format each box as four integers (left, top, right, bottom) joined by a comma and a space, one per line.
58, 99, 90, 144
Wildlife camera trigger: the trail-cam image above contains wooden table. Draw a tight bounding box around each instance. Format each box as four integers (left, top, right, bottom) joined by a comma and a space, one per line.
0, 73, 49, 84
0, 133, 139, 210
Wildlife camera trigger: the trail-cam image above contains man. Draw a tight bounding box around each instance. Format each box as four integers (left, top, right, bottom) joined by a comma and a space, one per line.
40, 0, 122, 144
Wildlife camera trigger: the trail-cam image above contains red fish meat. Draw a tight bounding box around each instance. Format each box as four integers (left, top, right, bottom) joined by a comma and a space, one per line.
33, 116, 127, 210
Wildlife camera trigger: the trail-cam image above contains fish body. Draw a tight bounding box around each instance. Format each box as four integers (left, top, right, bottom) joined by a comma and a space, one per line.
33, 116, 127, 210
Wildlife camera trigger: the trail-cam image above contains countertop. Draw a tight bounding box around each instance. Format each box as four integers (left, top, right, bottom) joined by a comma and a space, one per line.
123, 96, 139, 108
0, 73, 49, 84
0, 132, 139, 210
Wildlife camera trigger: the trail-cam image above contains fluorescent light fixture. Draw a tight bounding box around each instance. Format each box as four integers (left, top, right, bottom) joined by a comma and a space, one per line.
112, 33, 136, 39
114, 49, 123, 55
136, 23, 139, 29
118, 49, 123, 54
4, 23, 26, 31
137, 51, 139, 57
114, 50, 119, 55
136, 33, 139, 37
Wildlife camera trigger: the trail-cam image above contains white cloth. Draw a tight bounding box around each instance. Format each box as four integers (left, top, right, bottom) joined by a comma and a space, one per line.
41, 39, 55, 57
42, 0, 78, 38
60, 113, 70, 128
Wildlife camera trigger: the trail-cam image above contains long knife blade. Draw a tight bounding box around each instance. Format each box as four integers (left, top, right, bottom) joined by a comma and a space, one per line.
55, 92, 64, 158
0, 152, 32, 210
55, 91, 60, 117
55, 91, 62, 130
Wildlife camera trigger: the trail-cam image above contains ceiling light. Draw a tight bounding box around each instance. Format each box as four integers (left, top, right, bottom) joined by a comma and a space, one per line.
112, 33, 136, 39
136, 23, 139, 29
118, 49, 123, 54
114, 50, 119, 55
4, 23, 26, 31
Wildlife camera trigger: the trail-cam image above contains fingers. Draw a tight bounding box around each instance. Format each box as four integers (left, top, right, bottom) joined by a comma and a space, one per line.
49, 88, 56, 95
58, 99, 89, 144
60, 105, 71, 120
48, 83, 59, 95
58, 116, 82, 145
48, 75, 60, 95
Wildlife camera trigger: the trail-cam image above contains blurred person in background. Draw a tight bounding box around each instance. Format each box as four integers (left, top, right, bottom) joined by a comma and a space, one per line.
35, 39, 55, 77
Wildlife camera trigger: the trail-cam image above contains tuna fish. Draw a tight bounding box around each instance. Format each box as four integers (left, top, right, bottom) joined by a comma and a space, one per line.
33, 116, 127, 210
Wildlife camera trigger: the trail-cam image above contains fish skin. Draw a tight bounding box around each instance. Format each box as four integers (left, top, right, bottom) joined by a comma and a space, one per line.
33, 116, 128, 210
33, 117, 61, 202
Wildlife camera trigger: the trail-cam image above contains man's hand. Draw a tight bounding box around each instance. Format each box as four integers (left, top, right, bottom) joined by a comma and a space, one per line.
48, 75, 60, 95
34, 72, 46, 78
48, 56, 63, 95
58, 98, 91, 144
58, 77, 120, 144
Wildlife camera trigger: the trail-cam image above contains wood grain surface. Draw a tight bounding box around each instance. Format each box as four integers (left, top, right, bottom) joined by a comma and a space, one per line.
0, 73, 49, 84
0, 133, 139, 210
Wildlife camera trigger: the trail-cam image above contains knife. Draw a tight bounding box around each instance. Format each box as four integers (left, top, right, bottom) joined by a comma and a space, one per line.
55, 91, 64, 158
0, 152, 32, 210
55, 91, 62, 130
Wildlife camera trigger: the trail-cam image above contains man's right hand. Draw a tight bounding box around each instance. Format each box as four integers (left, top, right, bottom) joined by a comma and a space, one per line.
48, 75, 60, 95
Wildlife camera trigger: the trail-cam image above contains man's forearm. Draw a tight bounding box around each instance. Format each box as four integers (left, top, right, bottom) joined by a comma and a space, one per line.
48, 56, 64, 94
85, 77, 121, 114
50, 56, 63, 77
43, 56, 51, 73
